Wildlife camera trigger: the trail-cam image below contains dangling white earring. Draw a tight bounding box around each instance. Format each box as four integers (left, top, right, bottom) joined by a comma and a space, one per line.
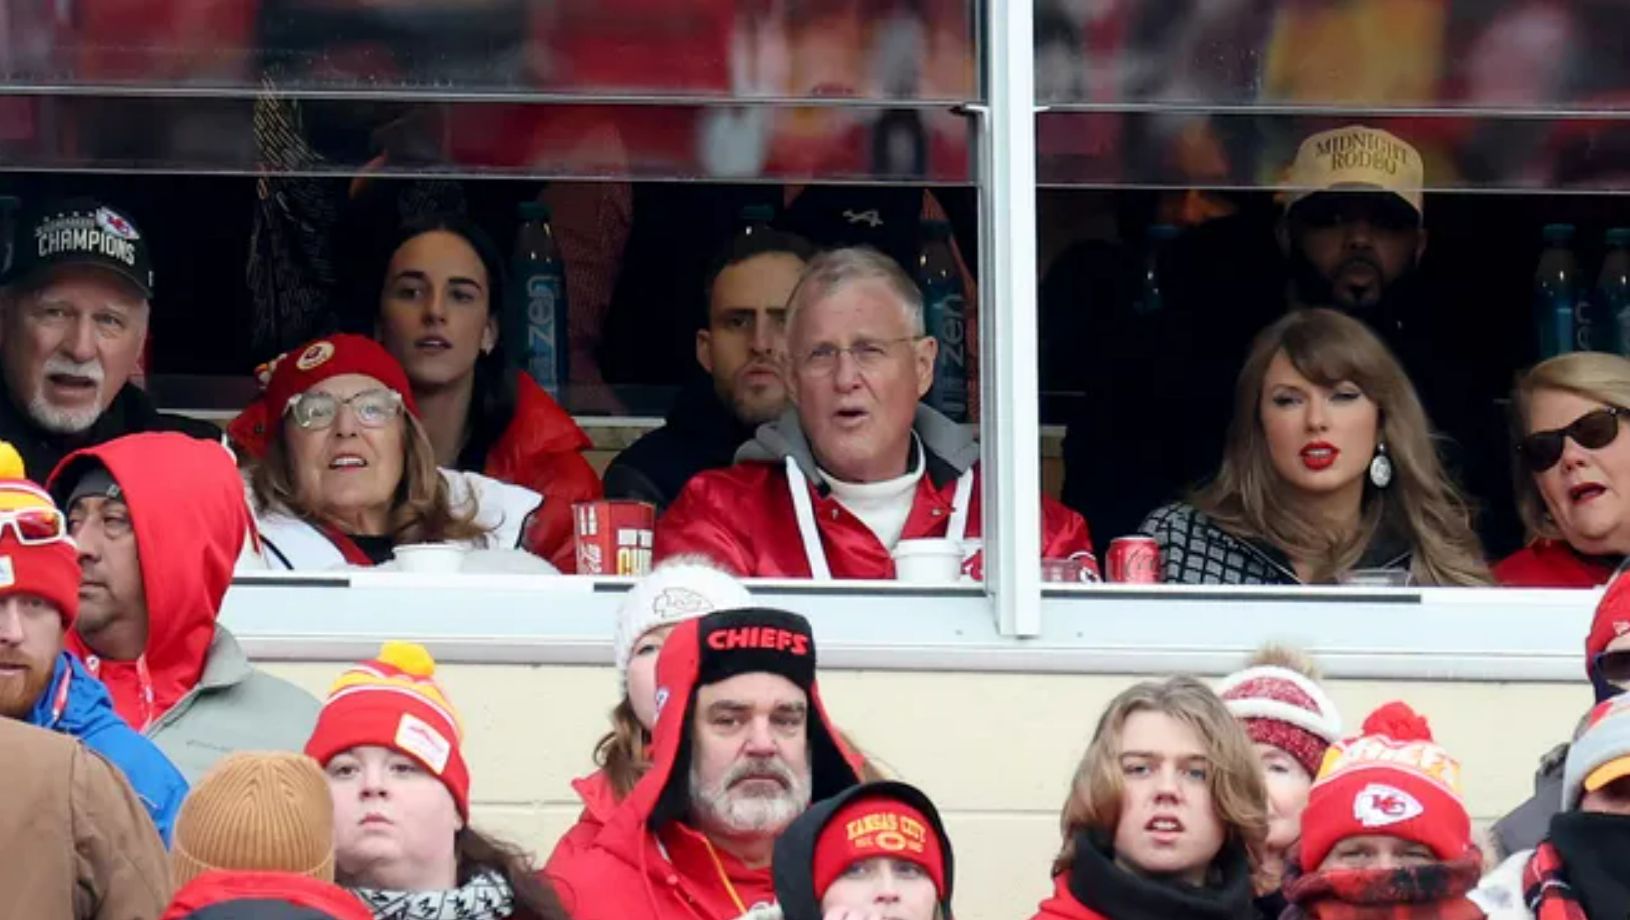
1369, 442, 1394, 489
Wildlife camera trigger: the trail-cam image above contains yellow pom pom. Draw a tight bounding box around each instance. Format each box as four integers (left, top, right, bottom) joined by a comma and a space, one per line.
0, 442, 25, 481
377, 641, 436, 677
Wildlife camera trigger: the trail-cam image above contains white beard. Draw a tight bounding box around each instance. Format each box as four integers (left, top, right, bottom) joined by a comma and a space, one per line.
27, 356, 106, 433
690, 755, 812, 837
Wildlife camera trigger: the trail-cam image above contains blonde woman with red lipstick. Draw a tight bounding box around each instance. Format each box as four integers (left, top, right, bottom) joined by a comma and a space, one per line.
1140, 308, 1489, 586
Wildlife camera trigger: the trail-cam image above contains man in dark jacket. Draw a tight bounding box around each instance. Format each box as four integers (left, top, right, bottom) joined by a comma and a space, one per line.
604, 229, 814, 512
0, 197, 218, 482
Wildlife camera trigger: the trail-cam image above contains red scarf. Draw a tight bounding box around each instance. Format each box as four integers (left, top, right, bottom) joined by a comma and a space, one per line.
1281, 850, 1486, 920
1523, 842, 1587, 920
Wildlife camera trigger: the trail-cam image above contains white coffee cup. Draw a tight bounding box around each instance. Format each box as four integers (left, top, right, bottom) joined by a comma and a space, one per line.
392, 543, 468, 574
891, 538, 966, 584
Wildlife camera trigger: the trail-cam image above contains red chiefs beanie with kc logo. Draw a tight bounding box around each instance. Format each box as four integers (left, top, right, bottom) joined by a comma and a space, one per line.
1298, 701, 1471, 872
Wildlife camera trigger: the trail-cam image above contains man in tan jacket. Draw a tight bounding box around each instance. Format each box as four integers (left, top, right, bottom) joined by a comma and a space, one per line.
0, 716, 170, 918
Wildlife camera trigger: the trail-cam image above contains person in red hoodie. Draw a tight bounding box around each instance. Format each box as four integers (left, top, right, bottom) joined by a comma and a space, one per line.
1497, 351, 1630, 587
553, 556, 755, 867
1030, 676, 1266, 920
546, 606, 865, 920
656, 247, 1096, 580
371, 215, 602, 573
46, 432, 319, 783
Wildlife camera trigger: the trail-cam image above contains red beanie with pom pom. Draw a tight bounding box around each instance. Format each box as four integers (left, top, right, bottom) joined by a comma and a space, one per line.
1298, 701, 1470, 872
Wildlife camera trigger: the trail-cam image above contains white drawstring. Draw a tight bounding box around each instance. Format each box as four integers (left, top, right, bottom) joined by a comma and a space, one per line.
785, 457, 976, 579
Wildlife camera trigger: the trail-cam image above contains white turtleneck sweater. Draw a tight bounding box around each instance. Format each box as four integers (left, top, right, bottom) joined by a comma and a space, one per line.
818, 438, 926, 550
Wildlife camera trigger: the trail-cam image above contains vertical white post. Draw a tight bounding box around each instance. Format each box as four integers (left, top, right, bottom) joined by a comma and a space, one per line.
978, 0, 1042, 636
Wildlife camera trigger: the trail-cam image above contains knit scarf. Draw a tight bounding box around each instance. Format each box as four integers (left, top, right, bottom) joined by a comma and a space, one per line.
1279, 850, 1485, 920
1527, 811, 1630, 920
1065, 829, 1256, 920
352, 869, 515, 919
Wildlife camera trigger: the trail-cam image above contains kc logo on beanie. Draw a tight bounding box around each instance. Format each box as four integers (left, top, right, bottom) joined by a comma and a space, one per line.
1300, 702, 1471, 871
813, 796, 947, 901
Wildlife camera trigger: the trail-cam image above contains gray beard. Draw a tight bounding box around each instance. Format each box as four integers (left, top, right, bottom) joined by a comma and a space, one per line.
689, 757, 812, 837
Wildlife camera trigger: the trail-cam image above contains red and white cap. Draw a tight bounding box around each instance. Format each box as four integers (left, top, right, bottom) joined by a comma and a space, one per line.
1217, 665, 1343, 779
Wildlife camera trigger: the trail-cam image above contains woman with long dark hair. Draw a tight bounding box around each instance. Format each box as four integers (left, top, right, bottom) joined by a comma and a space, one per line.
373, 216, 601, 571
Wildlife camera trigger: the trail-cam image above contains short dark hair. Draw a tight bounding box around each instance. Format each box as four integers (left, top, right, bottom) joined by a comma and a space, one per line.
699, 229, 816, 326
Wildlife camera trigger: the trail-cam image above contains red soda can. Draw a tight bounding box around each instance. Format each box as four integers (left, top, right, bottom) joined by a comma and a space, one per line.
573, 501, 656, 576
1106, 536, 1161, 584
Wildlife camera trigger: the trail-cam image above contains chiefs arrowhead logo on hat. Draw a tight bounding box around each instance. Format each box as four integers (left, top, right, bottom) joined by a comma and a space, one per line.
653, 587, 713, 617
94, 206, 139, 241
1353, 782, 1424, 828
295, 341, 336, 371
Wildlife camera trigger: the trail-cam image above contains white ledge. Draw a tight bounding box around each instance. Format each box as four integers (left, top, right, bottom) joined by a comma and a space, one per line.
218, 572, 1599, 683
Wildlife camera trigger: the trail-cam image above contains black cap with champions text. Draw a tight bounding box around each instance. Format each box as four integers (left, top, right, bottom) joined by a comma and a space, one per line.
2, 198, 153, 298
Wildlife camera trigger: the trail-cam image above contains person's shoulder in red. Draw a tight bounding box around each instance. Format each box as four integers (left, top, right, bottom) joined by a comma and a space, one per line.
485, 374, 603, 572
1493, 538, 1617, 588
547, 769, 619, 870
653, 460, 789, 575
1031, 874, 1108, 920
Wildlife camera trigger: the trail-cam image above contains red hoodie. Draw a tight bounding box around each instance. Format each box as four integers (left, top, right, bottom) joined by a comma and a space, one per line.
48, 433, 251, 730
544, 611, 864, 920
483, 373, 603, 573
548, 768, 621, 867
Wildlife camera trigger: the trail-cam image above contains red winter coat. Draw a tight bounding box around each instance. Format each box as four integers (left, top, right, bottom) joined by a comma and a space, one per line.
654, 409, 1098, 579
1031, 875, 1109, 920
1493, 538, 1618, 588
544, 618, 864, 920
48, 433, 251, 730
549, 768, 620, 868
483, 374, 602, 573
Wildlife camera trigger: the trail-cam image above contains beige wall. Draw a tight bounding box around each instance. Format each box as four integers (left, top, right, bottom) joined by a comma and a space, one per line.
267, 661, 1580, 920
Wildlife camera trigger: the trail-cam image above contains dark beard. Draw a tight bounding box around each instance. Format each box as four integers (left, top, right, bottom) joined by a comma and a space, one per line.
1287, 246, 1423, 332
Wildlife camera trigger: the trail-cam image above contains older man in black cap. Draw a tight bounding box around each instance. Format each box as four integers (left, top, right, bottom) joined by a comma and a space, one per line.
0, 197, 216, 481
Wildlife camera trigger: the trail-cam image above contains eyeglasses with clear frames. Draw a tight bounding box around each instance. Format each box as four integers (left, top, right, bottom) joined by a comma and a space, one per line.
285, 388, 405, 430
796, 336, 921, 376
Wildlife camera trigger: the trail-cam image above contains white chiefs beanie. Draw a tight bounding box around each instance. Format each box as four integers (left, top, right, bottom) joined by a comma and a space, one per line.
613, 556, 753, 690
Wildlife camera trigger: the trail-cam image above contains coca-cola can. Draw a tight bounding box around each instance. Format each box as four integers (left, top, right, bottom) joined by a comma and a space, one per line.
573, 501, 655, 576
1106, 536, 1162, 584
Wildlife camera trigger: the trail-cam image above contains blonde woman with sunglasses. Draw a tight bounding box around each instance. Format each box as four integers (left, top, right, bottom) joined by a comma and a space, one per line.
232, 335, 547, 571
1497, 352, 1630, 587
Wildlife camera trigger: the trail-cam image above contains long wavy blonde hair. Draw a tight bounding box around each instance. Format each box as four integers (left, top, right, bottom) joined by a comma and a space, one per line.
250, 407, 489, 546
1192, 309, 1490, 585
1054, 676, 1267, 877
1509, 351, 1630, 541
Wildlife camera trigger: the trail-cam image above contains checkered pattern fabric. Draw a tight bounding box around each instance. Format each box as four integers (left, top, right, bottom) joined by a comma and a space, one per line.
1138, 502, 1298, 585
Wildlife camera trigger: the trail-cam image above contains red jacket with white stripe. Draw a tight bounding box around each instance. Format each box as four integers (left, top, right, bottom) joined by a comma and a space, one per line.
653, 406, 1098, 579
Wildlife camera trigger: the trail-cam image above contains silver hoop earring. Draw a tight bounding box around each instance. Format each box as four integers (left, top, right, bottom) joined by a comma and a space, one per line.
1369, 443, 1394, 489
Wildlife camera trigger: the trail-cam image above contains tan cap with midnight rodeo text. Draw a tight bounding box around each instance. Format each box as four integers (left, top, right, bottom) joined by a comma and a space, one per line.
1285, 125, 1425, 217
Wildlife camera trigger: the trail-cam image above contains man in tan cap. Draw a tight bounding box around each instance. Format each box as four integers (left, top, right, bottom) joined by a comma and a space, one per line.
1280, 124, 1428, 315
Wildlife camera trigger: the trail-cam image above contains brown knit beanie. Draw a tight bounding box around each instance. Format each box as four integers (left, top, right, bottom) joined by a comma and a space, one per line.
171, 752, 337, 888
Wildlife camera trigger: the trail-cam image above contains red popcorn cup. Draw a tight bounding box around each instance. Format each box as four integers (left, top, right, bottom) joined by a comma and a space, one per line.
573, 500, 656, 576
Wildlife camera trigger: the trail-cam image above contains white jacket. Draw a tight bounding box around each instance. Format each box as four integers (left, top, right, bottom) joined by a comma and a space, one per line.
1469, 849, 1536, 920
251, 468, 544, 571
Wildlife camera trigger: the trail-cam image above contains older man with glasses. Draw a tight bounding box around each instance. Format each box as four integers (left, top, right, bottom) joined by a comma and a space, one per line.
656, 246, 1097, 581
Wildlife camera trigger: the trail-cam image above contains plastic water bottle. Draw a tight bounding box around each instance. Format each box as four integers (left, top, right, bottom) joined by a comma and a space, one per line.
1598, 228, 1630, 356
1534, 223, 1580, 360
917, 220, 968, 422
508, 201, 569, 397
1134, 224, 1179, 316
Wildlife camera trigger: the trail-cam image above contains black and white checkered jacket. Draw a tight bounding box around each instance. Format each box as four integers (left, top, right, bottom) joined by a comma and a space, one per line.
1138, 502, 1411, 585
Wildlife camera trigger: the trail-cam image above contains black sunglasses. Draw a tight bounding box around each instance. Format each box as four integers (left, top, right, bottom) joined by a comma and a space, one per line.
1595, 649, 1630, 686
1518, 407, 1628, 472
